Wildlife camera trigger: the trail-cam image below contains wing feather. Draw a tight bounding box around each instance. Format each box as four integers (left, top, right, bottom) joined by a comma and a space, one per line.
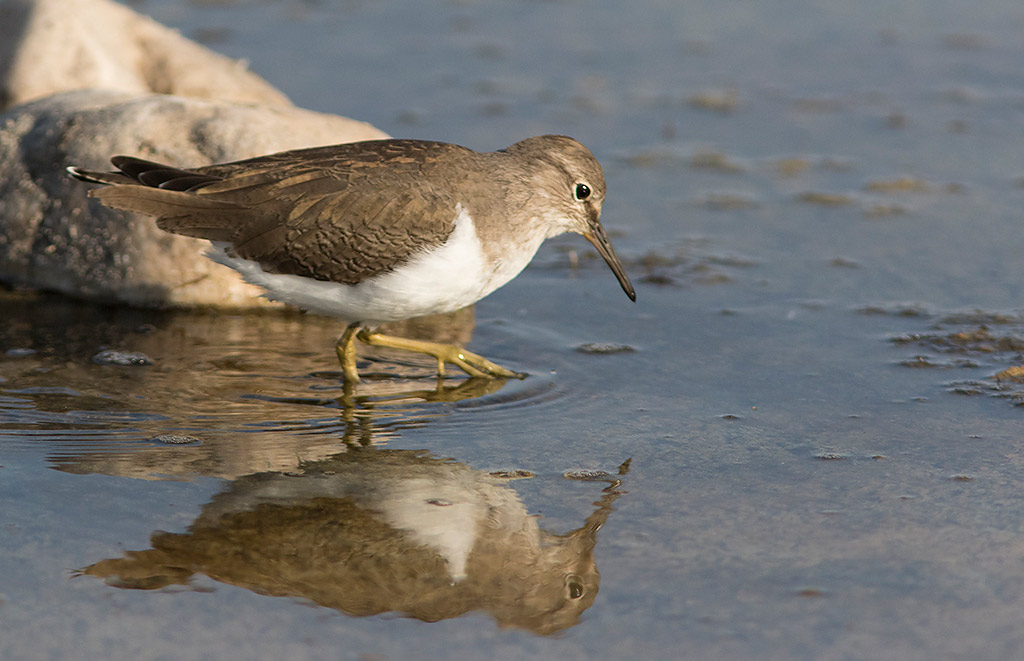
78, 140, 469, 284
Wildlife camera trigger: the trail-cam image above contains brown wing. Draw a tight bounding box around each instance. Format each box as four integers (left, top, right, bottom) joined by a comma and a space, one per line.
85, 140, 468, 285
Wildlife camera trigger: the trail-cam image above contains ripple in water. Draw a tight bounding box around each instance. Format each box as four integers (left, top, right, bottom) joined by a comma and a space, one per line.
0, 316, 592, 468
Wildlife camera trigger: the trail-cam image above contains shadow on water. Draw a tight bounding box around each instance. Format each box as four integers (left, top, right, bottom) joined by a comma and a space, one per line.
0, 291, 629, 634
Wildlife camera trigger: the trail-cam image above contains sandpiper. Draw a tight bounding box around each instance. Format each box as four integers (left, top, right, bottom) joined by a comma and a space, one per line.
68, 135, 635, 382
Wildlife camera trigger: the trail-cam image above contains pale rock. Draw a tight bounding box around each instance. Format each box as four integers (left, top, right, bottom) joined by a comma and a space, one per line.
0, 90, 389, 307
0, 0, 290, 109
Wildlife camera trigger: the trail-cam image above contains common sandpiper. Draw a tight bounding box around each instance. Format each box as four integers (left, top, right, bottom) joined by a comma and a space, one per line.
68, 135, 635, 382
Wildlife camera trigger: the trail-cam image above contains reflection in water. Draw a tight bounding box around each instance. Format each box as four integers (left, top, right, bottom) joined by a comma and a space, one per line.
45, 375, 518, 480
80, 450, 629, 635
0, 289, 487, 388
0, 292, 549, 476
3, 292, 626, 633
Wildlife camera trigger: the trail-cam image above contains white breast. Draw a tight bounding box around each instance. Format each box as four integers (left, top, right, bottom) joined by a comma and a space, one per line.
207, 204, 545, 325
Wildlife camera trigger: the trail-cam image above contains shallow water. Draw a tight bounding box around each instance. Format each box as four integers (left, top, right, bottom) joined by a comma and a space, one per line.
5, 0, 1024, 658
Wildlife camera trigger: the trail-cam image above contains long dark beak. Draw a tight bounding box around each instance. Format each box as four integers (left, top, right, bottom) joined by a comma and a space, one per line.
583, 210, 636, 301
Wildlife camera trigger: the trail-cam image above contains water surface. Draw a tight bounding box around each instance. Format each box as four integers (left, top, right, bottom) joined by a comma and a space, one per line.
4, 0, 1024, 658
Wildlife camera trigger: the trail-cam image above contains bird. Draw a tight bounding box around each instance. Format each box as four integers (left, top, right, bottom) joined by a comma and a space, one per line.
67, 135, 635, 383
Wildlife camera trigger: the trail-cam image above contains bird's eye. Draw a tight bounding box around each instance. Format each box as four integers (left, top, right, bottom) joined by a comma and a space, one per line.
574, 183, 591, 201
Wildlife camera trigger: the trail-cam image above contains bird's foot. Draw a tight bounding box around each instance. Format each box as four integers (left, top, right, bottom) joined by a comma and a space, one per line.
356, 329, 525, 380
335, 322, 363, 383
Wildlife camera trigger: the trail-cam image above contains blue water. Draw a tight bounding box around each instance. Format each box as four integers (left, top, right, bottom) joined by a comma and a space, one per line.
4, 0, 1024, 658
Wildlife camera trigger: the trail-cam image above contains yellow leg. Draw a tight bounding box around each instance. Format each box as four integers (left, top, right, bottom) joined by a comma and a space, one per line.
356, 329, 524, 380
335, 322, 363, 384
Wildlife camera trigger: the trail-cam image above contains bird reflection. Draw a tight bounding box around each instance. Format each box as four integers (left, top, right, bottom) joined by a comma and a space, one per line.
3, 292, 628, 632
80, 450, 628, 635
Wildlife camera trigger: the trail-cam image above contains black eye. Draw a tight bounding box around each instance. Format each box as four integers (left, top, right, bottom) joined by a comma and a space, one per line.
574, 183, 591, 201
566, 574, 585, 599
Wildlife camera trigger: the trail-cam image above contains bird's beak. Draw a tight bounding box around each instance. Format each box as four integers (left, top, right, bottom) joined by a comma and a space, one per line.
583, 209, 636, 301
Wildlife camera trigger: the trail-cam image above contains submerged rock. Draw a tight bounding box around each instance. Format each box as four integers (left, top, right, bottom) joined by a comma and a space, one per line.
92, 349, 153, 366
576, 342, 636, 355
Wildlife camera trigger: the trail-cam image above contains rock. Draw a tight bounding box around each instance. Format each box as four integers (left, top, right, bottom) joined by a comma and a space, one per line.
0, 0, 392, 308
994, 365, 1024, 383
0, 0, 290, 110
0, 89, 389, 307
91, 348, 153, 366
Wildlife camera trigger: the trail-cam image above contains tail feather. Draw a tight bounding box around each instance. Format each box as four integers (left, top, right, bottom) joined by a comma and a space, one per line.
69, 157, 223, 191
65, 166, 135, 186
110, 156, 221, 191
69, 156, 262, 244
90, 186, 246, 241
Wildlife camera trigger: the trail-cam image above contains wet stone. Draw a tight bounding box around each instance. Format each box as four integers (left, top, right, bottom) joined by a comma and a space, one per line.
947, 382, 986, 396
150, 434, 202, 445
829, 257, 862, 268
688, 89, 740, 113
697, 193, 759, 210
860, 303, 931, 317
576, 342, 636, 355
899, 356, 943, 368
564, 469, 613, 481
994, 365, 1024, 383
489, 469, 534, 479
940, 312, 1022, 325
92, 350, 153, 366
864, 203, 909, 218
797, 191, 856, 206
690, 151, 745, 173
640, 273, 678, 286
773, 157, 810, 177
864, 176, 932, 192
796, 587, 827, 598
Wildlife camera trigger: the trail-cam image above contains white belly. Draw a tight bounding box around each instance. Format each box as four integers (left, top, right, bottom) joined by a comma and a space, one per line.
208, 204, 543, 325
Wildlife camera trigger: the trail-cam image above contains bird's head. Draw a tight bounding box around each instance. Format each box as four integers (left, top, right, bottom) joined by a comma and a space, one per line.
505, 135, 635, 301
